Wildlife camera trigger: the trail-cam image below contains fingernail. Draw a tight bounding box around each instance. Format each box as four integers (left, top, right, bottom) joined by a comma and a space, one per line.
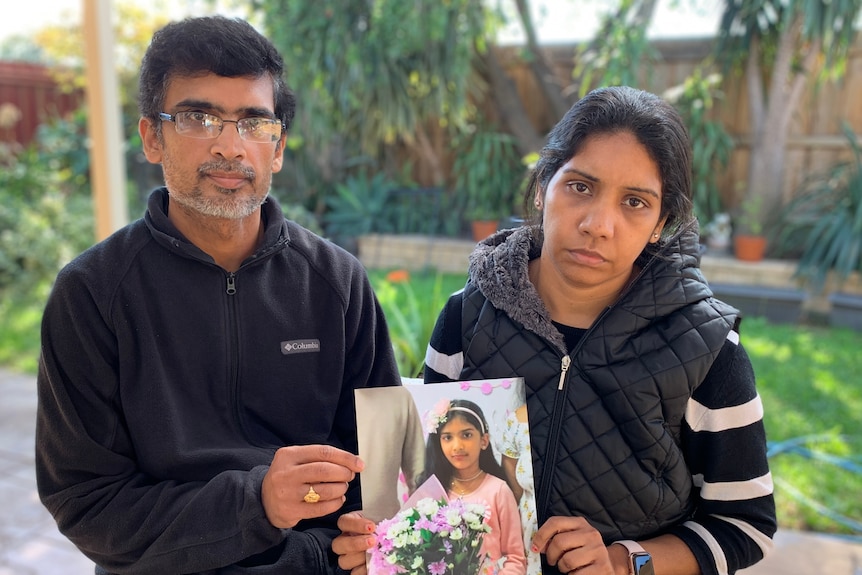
365, 523, 374, 533
530, 543, 539, 553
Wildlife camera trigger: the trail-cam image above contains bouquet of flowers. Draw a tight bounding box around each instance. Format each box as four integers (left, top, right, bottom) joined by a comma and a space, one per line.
369, 495, 492, 575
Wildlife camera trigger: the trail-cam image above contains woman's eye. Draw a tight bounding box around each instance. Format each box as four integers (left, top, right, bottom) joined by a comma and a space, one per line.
570, 182, 589, 193
625, 197, 647, 209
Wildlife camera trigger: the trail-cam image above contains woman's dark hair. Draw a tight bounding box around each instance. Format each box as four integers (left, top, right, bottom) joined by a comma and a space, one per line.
138, 16, 296, 134
525, 85, 694, 253
416, 399, 507, 490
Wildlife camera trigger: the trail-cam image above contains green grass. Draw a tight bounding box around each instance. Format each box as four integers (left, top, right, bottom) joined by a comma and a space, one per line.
4, 271, 860, 535
741, 317, 862, 534
0, 293, 44, 374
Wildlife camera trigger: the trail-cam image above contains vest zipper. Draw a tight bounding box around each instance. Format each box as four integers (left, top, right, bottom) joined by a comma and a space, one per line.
557, 355, 571, 390
226, 273, 237, 295
538, 353, 571, 515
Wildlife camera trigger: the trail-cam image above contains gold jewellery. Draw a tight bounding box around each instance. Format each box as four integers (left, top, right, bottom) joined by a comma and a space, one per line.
450, 470, 485, 496
303, 485, 321, 504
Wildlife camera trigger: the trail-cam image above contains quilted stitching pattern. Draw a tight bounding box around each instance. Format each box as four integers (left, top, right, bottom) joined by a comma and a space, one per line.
460, 229, 738, 542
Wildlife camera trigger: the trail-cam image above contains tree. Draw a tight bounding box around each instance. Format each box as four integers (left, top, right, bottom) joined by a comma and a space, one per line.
715, 0, 862, 232
258, 0, 486, 186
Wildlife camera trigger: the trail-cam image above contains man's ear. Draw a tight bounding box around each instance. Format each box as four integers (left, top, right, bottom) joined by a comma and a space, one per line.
271, 132, 286, 173
139, 117, 163, 164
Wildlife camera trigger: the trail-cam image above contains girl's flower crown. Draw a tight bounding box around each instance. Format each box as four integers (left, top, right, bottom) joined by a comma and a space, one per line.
424, 398, 485, 435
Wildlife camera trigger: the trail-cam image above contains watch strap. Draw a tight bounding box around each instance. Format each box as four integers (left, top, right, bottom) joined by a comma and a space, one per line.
613, 540, 649, 575
613, 539, 646, 555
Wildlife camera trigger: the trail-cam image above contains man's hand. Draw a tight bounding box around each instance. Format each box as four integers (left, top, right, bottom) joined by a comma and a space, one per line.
332, 511, 376, 575
261, 445, 364, 529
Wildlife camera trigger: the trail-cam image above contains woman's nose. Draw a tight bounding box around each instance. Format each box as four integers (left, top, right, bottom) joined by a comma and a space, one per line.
578, 201, 615, 238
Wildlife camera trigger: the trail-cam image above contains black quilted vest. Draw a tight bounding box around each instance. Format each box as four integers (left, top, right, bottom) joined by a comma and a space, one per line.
459, 226, 738, 544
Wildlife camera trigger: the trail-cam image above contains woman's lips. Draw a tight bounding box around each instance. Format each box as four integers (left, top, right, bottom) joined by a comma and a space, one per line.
569, 248, 606, 266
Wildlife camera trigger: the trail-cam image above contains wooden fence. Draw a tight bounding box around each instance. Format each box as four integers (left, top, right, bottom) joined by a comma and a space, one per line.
494, 36, 862, 211
0, 61, 83, 146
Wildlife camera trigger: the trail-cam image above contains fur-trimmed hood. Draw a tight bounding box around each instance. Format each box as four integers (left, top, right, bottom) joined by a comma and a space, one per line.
467, 224, 713, 354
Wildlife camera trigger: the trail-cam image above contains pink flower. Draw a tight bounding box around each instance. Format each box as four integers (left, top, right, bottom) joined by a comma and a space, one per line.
424, 398, 451, 434
480, 382, 493, 395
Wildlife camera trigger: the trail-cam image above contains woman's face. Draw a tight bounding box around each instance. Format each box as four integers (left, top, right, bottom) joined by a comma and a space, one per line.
438, 415, 488, 475
537, 131, 665, 295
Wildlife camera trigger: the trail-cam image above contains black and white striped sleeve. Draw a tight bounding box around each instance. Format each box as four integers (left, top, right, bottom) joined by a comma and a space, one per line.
670, 330, 777, 575
423, 290, 465, 383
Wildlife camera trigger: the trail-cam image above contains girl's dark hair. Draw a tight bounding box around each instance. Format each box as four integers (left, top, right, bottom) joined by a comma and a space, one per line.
417, 399, 507, 489
525, 85, 694, 256
138, 16, 296, 133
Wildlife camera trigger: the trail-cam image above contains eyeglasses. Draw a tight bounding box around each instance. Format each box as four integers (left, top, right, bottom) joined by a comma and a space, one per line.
158, 111, 284, 143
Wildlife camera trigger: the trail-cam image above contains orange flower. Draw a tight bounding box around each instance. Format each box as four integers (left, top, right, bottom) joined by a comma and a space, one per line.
386, 269, 410, 284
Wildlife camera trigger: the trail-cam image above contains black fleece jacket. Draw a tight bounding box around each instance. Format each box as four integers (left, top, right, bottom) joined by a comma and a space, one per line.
35, 188, 400, 574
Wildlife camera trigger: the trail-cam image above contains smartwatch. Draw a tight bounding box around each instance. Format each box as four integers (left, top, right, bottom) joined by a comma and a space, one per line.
613, 540, 655, 575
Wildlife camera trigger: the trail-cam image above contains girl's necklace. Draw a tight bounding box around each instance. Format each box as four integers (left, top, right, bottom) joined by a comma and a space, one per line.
450, 470, 485, 495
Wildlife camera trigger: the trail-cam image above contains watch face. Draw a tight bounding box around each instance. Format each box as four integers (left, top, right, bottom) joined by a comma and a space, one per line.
632, 553, 654, 575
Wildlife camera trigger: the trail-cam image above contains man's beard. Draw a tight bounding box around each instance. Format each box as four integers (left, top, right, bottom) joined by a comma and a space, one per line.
163, 160, 269, 220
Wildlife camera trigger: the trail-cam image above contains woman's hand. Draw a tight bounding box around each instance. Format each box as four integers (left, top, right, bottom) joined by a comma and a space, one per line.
532, 516, 621, 575
332, 511, 377, 575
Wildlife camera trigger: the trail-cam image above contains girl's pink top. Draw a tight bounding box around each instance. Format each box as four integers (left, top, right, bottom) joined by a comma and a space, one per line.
448, 474, 527, 575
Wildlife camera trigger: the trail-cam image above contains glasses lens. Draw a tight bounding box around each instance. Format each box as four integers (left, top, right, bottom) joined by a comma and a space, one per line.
238, 118, 282, 142
175, 112, 222, 139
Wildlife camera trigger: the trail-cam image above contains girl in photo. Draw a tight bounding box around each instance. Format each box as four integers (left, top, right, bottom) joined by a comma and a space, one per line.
418, 398, 527, 575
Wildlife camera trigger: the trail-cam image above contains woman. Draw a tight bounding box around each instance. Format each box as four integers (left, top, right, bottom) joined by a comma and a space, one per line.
334, 86, 776, 575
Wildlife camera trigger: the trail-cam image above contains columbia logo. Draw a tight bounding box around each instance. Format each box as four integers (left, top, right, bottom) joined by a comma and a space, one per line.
281, 339, 321, 355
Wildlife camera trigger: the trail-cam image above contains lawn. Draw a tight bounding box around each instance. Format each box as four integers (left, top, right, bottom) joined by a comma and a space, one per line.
3, 268, 860, 535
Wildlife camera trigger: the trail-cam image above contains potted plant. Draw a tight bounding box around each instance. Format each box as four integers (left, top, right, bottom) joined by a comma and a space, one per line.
733, 194, 767, 261
452, 126, 525, 242
775, 123, 862, 328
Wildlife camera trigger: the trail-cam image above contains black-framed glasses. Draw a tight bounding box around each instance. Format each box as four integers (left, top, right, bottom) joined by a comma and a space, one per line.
158, 111, 283, 143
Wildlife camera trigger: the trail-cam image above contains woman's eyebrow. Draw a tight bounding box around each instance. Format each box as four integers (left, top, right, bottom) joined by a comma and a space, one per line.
561, 167, 660, 199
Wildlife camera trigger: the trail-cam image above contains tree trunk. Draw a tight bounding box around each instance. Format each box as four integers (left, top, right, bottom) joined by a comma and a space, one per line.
745, 14, 820, 230
480, 46, 546, 157
512, 0, 570, 121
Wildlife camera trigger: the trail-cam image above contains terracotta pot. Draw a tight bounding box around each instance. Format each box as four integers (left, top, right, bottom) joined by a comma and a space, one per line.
733, 234, 767, 262
471, 220, 498, 242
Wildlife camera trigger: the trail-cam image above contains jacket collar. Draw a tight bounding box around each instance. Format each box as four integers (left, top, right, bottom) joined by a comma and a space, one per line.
467, 223, 711, 353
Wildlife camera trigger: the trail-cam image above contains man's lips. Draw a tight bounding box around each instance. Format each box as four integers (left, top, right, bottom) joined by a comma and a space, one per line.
205, 172, 248, 189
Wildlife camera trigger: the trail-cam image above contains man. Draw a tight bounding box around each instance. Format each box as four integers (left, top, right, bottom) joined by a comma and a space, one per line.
35, 16, 400, 574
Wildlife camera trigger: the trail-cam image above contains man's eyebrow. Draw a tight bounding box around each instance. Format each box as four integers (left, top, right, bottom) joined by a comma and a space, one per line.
171, 99, 275, 118
560, 167, 660, 199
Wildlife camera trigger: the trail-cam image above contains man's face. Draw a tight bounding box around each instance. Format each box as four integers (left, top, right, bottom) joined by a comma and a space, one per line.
140, 73, 285, 220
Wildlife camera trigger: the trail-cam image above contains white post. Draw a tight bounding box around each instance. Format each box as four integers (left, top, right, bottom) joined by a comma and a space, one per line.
83, 0, 128, 241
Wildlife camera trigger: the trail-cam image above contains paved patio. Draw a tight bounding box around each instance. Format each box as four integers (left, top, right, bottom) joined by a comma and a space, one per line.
1, 367, 860, 574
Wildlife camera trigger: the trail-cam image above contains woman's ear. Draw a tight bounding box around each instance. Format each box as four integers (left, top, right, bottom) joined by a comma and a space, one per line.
650, 216, 668, 243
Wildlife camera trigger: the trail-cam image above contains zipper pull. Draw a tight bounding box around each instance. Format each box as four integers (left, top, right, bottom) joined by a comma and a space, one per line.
557, 355, 571, 390
226, 273, 237, 295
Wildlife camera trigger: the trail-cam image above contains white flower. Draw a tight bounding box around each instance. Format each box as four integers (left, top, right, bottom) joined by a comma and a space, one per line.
445, 507, 462, 526
416, 497, 440, 517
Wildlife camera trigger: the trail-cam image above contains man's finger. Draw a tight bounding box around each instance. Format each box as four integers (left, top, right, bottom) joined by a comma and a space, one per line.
276, 444, 365, 472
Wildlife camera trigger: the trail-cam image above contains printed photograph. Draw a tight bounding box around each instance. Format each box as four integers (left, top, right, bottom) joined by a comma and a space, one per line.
355, 378, 541, 574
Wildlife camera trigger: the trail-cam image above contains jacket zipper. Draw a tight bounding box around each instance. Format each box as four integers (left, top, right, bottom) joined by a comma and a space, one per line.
537, 354, 571, 514
224, 271, 247, 442
531, 237, 672, 518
